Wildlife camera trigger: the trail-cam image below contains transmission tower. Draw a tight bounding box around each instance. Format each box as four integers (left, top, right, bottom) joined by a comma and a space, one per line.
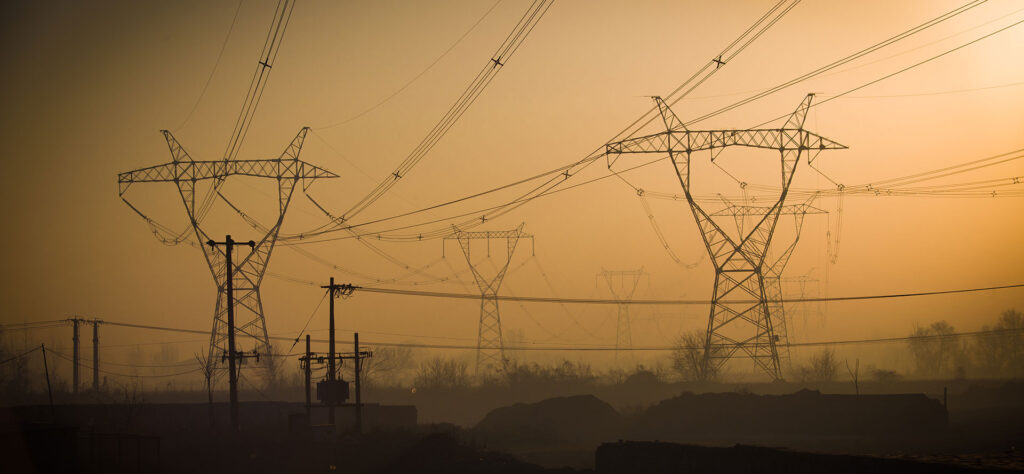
784, 273, 821, 329
597, 268, 648, 362
444, 224, 533, 373
711, 201, 825, 369
605, 94, 846, 380
118, 128, 338, 369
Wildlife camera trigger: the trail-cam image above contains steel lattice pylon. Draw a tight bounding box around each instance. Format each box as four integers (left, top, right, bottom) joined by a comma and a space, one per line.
118, 128, 338, 369
711, 201, 825, 370
597, 268, 648, 362
445, 224, 533, 373
605, 94, 846, 380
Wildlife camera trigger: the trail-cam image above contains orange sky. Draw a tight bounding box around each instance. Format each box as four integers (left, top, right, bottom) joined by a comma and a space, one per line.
1, 0, 1022, 380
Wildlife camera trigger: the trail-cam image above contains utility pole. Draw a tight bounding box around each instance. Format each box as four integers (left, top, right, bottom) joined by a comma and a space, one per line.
71, 318, 80, 395
605, 94, 846, 380
69, 317, 102, 394
304, 334, 311, 417
41, 344, 55, 421
92, 320, 101, 391
207, 235, 255, 432
321, 278, 357, 427
354, 332, 362, 435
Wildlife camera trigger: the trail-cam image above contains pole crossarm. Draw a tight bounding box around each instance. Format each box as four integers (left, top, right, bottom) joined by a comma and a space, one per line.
117, 159, 336, 190
604, 93, 847, 381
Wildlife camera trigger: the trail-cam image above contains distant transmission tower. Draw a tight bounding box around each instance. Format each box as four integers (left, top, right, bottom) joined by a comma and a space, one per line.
597, 268, 648, 361
605, 94, 846, 380
118, 128, 338, 369
445, 224, 533, 373
711, 201, 825, 369
784, 274, 821, 330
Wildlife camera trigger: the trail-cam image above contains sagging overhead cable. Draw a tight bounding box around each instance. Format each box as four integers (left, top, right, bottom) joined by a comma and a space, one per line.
317, 0, 554, 229
287, 0, 798, 244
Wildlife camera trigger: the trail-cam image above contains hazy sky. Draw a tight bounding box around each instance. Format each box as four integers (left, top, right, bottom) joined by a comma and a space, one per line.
1, 0, 1022, 378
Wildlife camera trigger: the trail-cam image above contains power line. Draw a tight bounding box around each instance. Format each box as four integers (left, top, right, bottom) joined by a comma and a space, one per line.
48, 349, 204, 379
315, 0, 506, 129
353, 282, 1024, 306
175, 0, 245, 131
286, 0, 1005, 246
684, 0, 989, 126
53, 320, 1024, 354
749, 15, 1024, 128
841, 79, 1024, 98
0, 346, 40, 366
320, 0, 553, 226
282, 0, 798, 244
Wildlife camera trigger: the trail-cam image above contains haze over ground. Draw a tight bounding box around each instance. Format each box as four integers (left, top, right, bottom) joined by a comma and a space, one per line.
1, 0, 1022, 380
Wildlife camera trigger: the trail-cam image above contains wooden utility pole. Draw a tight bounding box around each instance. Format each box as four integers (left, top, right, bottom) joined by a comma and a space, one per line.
354, 332, 362, 434
92, 320, 100, 391
304, 334, 312, 417
41, 344, 55, 421
71, 318, 80, 395
328, 277, 336, 426
207, 235, 255, 432
321, 278, 357, 427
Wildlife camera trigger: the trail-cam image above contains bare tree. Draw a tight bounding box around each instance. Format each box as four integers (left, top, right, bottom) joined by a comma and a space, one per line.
845, 358, 860, 395
972, 309, 1023, 378
671, 331, 720, 382
413, 357, 469, 390
195, 352, 215, 427
361, 346, 415, 388
261, 344, 290, 392
908, 321, 968, 377
795, 347, 839, 382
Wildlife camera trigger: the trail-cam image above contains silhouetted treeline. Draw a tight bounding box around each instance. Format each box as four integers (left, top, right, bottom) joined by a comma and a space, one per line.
908, 309, 1023, 379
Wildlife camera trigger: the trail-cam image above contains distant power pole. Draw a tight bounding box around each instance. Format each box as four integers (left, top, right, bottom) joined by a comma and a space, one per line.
354, 332, 362, 435
304, 334, 311, 417
92, 320, 101, 391
206, 235, 256, 432
69, 317, 102, 394
71, 318, 80, 395
444, 224, 533, 374
597, 268, 648, 362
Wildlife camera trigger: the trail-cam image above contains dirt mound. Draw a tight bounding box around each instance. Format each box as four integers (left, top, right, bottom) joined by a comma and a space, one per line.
629, 389, 946, 439
375, 433, 579, 474
474, 395, 622, 450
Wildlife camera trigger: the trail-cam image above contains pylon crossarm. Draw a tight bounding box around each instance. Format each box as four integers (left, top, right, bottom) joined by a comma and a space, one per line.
118, 159, 338, 186
606, 129, 845, 156
710, 202, 826, 217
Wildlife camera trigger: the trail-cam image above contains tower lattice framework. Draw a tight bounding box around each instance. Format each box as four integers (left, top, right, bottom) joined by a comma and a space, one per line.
597, 268, 648, 362
605, 94, 845, 380
711, 201, 825, 370
118, 128, 338, 368
445, 224, 533, 373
